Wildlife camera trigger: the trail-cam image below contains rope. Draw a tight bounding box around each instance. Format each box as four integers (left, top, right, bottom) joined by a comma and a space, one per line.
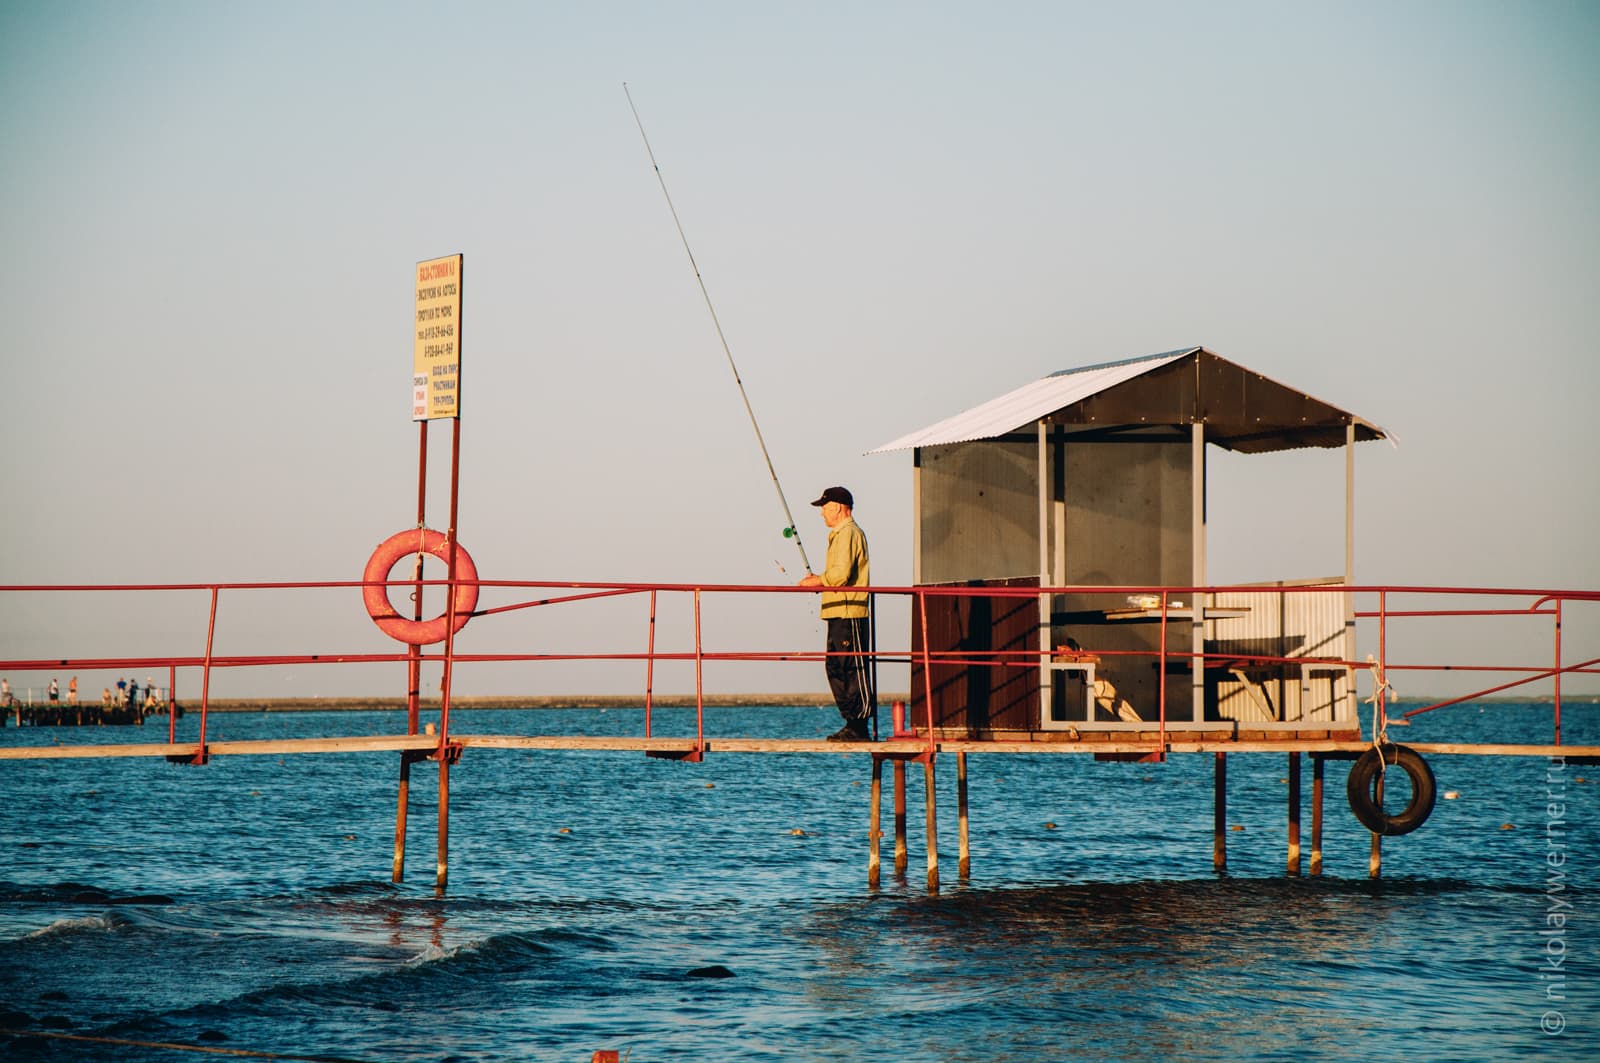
1365, 653, 1394, 749
1363, 653, 1399, 797
0, 1027, 378, 1062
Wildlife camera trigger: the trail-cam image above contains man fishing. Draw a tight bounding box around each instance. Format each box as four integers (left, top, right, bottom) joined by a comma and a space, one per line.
799, 486, 872, 741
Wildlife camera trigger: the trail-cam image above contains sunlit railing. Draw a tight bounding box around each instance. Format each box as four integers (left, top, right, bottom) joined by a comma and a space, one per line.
1, 579, 1596, 756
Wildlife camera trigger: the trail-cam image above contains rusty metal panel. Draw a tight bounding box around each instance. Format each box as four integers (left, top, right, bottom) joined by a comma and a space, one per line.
910, 578, 1040, 734
918, 440, 1039, 584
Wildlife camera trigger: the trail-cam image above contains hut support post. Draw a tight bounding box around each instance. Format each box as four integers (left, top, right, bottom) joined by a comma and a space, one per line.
1287, 752, 1302, 875
435, 756, 450, 896
894, 759, 908, 877
1191, 422, 1206, 723
392, 757, 411, 883
957, 752, 970, 880
1037, 423, 1052, 721
397, 404, 428, 887
1286, 746, 1299, 870
868, 756, 883, 888
924, 756, 940, 893
1344, 422, 1358, 724
1213, 752, 1227, 870
1368, 774, 1383, 878
1310, 756, 1325, 876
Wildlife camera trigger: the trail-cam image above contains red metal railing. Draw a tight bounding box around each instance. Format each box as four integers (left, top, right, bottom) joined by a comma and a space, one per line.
2, 579, 1596, 755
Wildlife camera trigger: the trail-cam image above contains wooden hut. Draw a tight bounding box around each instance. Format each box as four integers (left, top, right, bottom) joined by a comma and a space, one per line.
870, 347, 1387, 739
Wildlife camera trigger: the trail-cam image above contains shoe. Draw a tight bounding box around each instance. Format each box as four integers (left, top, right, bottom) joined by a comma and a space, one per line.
826, 722, 871, 742
826, 721, 871, 742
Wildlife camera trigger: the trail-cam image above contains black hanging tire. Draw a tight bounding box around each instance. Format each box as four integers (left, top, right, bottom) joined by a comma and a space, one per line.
1346, 743, 1437, 836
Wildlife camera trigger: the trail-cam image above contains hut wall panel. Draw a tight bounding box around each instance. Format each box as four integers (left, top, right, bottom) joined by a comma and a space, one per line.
910, 577, 1040, 734
1051, 440, 1195, 721
919, 441, 1038, 585
1060, 440, 1191, 587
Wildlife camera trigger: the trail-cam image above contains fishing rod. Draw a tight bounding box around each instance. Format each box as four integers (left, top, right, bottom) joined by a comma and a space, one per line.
623, 83, 814, 576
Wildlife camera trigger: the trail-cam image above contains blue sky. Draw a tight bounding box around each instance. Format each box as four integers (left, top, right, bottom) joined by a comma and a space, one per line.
1, 1, 1595, 700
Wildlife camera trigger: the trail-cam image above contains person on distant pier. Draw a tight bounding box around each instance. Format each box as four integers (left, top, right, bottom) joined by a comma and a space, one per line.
1, 677, 11, 707
127, 678, 139, 709
68, 676, 78, 705
102, 687, 113, 707
798, 486, 873, 742
116, 677, 126, 704
48, 678, 59, 703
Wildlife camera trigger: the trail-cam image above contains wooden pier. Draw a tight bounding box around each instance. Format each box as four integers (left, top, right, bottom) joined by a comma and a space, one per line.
4, 731, 1588, 762
5, 729, 1594, 894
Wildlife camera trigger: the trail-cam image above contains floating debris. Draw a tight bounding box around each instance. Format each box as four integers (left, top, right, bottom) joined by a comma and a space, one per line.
686, 965, 735, 979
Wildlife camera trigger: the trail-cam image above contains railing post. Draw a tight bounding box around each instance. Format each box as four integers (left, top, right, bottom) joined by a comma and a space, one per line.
918, 589, 936, 749
167, 663, 178, 744
1554, 598, 1563, 745
645, 589, 657, 738
693, 588, 704, 750
1377, 589, 1388, 725
1158, 590, 1169, 747
196, 586, 219, 761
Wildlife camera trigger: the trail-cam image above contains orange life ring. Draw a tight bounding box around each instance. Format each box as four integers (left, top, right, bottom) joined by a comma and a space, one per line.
363, 529, 479, 645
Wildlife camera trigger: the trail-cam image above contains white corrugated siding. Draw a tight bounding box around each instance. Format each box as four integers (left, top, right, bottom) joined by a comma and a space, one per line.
1204, 579, 1353, 725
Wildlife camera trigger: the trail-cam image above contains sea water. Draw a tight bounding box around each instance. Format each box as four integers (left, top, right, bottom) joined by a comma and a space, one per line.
1, 703, 1594, 1061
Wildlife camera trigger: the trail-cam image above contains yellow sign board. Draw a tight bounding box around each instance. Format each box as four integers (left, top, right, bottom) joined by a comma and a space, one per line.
413, 254, 463, 420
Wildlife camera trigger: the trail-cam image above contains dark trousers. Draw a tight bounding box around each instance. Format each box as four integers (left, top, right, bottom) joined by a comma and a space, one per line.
825, 616, 870, 723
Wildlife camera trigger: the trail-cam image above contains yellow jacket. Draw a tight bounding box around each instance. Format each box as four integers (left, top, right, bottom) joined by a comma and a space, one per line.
818, 519, 870, 619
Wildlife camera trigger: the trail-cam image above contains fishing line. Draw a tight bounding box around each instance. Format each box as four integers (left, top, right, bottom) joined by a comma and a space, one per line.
624, 83, 814, 575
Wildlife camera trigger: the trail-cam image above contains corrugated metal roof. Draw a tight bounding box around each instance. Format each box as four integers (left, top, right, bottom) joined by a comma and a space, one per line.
868, 346, 1387, 455
868, 348, 1197, 453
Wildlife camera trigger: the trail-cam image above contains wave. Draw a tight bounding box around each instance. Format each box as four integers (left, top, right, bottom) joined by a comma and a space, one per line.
15, 911, 124, 942
0, 881, 173, 906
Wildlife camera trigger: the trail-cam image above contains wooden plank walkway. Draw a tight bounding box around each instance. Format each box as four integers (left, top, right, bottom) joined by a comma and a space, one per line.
2, 734, 1595, 760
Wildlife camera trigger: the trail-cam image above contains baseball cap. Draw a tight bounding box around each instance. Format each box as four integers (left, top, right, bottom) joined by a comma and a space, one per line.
810, 486, 853, 507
